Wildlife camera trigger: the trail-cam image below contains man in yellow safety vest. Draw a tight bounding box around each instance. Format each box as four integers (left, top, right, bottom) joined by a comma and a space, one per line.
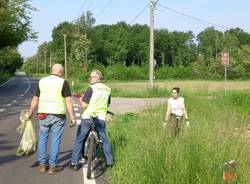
28, 63, 76, 174
69, 69, 113, 171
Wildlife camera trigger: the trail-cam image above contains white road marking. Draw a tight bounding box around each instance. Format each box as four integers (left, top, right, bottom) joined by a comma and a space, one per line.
82, 163, 96, 184
12, 100, 17, 103
0, 77, 14, 88
6, 104, 12, 107
74, 107, 78, 111
23, 78, 31, 95
0, 108, 6, 112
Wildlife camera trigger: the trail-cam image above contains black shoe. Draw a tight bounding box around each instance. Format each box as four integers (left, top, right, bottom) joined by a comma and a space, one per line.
69, 163, 78, 171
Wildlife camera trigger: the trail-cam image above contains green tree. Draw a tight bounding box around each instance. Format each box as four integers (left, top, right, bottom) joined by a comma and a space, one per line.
0, 0, 37, 48
0, 47, 23, 74
126, 24, 149, 66
51, 22, 75, 66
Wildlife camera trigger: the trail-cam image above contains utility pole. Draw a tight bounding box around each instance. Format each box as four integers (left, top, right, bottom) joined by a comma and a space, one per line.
63, 34, 67, 79
36, 55, 39, 74
44, 50, 47, 74
49, 54, 52, 72
149, 0, 155, 88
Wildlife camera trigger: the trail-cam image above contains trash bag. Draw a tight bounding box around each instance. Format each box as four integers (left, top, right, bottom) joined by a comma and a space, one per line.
16, 109, 38, 156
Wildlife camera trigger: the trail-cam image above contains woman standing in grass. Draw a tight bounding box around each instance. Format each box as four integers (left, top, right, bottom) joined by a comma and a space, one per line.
165, 87, 189, 137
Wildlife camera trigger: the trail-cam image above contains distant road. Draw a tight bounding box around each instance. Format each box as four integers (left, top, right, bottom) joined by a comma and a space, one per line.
0, 75, 166, 184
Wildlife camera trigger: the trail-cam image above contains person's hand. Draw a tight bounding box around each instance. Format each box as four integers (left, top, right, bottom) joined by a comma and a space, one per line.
186, 120, 190, 128
27, 111, 33, 120
69, 117, 76, 127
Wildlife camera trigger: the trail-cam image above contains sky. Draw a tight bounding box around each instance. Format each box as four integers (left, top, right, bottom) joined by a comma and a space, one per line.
18, 0, 250, 59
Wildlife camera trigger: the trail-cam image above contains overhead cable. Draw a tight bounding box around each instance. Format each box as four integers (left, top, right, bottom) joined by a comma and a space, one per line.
158, 3, 230, 29
129, 3, 150, 25
95, 0, 114, 19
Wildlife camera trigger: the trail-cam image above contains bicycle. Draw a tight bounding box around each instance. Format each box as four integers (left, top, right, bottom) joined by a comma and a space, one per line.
84, 111, 114, 179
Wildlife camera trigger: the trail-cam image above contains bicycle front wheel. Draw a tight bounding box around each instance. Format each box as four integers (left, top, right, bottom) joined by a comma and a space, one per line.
87, 134, 96, 179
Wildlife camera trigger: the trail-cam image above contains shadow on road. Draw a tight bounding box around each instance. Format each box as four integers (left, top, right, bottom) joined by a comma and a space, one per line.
0, 154, 20, 165
30, 150, 73, 168
93, 158, 106, 179
0, 133, 21, 166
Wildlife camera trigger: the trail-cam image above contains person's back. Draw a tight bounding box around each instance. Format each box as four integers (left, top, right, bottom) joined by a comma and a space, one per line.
82, 82, 111, 120
38, 75, 66, 114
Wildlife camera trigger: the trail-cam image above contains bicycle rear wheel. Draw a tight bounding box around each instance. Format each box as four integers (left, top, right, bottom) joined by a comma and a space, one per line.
87, 134, 96, 179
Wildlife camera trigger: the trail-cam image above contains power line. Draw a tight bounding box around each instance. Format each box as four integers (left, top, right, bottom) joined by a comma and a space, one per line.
95, 0, 114, 19
129, 3, 150, 25
128, 0, 160, 25
156, 7, 212, 27
158, 3, 230, 29
75, 0, 88, 20
86, 0, 95, 11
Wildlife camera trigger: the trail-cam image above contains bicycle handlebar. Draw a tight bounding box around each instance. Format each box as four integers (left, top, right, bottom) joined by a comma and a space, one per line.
107, 110, 115, 116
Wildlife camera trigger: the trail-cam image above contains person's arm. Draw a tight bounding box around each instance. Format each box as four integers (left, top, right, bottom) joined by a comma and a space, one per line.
65, 96, 76, 121
79, 100, 88, 110
62, 80, 76, 123
80, 87, 92, 110
28, 96, 39, 118
182, 100, 190, 127
165, 101, 171, 122
183, 105, 188, 120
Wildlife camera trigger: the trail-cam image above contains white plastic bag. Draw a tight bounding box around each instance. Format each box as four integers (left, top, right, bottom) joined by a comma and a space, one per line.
16, 110, 38, 156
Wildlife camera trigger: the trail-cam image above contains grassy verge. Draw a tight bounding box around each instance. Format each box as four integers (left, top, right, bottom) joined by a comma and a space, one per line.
67, 79, 250, 97
107, 90, 250, 184
0, 72, 12, 85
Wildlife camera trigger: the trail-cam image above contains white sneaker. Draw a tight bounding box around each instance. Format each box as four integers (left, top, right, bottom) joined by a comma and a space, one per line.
79, 158, 86, 163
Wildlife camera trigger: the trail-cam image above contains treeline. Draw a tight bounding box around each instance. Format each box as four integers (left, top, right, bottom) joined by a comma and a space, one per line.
19, 10, 250, 80
0, 0, 36, 81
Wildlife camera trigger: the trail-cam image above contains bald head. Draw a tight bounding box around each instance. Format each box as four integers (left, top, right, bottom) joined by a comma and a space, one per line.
52, 64, 64, 76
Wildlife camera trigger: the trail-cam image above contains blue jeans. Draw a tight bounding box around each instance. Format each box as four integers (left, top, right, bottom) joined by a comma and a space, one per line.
38, 114, 66, 166
71, 118, 113, 165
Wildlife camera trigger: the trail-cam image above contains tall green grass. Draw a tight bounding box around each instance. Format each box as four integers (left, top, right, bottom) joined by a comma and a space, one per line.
107, 90, 250, 184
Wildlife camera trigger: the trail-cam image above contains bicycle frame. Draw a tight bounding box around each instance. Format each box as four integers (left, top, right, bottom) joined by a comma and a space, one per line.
85, 117, 102, 179
84, 111, 114, 179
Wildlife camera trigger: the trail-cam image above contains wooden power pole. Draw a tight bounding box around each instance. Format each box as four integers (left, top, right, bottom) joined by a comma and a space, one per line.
149, 0, 155, 88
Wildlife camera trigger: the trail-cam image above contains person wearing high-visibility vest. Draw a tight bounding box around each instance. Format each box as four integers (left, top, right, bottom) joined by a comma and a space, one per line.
69, 70, 113, 171
28, 63, 76, 174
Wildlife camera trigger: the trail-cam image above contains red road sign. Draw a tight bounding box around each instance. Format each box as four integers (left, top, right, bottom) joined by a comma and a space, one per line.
221, 52, 229, 65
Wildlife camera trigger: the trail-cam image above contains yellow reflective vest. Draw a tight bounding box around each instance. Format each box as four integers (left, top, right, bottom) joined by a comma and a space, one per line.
38, 75, 66, 114
82, 83, 111, 121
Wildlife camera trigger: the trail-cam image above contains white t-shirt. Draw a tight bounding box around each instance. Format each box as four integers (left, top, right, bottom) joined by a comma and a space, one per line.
168, 97, 185, 116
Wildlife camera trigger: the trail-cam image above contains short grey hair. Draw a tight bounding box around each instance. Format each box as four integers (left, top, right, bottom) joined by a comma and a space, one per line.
91, 69, 102, 79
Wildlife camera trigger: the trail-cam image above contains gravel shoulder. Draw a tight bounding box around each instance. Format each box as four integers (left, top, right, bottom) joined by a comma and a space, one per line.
108, 97, 167, 114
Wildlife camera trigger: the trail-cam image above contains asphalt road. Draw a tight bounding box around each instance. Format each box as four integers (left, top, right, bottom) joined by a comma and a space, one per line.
0, 75, 83, 184
0, 74, 166, 184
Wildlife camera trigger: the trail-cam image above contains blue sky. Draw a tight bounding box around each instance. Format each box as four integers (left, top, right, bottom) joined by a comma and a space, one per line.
18, 0, 250, 58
